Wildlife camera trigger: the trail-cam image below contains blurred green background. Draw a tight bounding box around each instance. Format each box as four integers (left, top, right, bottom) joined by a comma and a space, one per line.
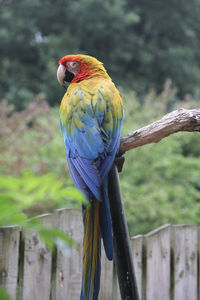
0, 0, 200, 236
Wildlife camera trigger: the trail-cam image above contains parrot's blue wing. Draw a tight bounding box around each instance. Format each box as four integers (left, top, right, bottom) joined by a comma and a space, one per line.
60, 84, 123, 196
60, 96, 104, 201
70, 157, 102, 201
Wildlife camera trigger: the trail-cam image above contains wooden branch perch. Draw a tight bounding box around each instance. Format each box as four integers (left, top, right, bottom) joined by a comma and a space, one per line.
119, 108, 200, 155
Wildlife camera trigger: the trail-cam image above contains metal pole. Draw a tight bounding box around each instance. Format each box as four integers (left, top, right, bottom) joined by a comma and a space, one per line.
108, 164, 139, 300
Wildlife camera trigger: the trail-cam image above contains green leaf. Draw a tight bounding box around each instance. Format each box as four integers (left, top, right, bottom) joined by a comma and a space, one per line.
0, 288, 11, 300
38, 228, 77, 250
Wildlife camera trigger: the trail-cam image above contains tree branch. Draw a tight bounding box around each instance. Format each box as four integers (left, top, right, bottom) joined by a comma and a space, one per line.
119, 108, 200, 155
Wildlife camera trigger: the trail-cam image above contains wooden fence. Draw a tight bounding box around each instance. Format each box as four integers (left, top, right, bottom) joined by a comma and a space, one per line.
0, 208, 199, 300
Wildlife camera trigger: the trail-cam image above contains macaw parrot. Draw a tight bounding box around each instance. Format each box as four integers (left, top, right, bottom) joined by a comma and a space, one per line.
57, 54, 123, 300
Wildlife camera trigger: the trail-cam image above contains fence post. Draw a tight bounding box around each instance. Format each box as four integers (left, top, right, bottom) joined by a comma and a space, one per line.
108, 164, 139, 300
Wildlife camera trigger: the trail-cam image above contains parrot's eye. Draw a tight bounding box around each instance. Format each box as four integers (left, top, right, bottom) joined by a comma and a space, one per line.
68, 61, 78, 68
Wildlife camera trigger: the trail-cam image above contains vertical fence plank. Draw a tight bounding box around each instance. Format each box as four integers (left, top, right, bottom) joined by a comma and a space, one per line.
130, 235, 143, 300
173, 225, 198, 300
112, 260, 121, 300
0, 226, 20, 300
99, 245, 113, 300
52, 209, 83, 300
21, 214, 53, 300
145, 225, 171, 300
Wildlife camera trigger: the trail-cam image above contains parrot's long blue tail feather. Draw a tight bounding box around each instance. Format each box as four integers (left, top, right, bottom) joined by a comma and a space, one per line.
80, 199, 101, 300
99, 179, 113, 260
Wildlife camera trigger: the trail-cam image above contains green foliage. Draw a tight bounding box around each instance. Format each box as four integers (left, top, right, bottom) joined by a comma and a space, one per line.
121, 133, 200, 235
120, 87, 200, 235
0, 173, 85, 222
0, 288, 11, 300
0, 100, 66, 176
1, 0, 200, 108
38, 227, 77, 250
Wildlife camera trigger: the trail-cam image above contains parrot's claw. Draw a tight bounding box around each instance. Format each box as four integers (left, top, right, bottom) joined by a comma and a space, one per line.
114, 156, 125, 173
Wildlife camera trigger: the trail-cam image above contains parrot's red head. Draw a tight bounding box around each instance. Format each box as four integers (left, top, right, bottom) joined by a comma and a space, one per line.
57, 54, 110, 87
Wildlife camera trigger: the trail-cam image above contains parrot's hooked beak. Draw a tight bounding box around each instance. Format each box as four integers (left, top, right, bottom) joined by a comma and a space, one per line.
57, 64, 75, 88
57, 64, 67, 88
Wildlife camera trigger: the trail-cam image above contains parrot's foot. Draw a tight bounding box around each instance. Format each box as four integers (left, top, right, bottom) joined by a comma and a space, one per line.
115, 156, 125, 173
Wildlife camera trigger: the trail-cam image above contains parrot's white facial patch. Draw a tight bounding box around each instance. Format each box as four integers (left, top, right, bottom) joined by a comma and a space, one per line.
67, 61, 78, 68
66, 61, 79, 76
